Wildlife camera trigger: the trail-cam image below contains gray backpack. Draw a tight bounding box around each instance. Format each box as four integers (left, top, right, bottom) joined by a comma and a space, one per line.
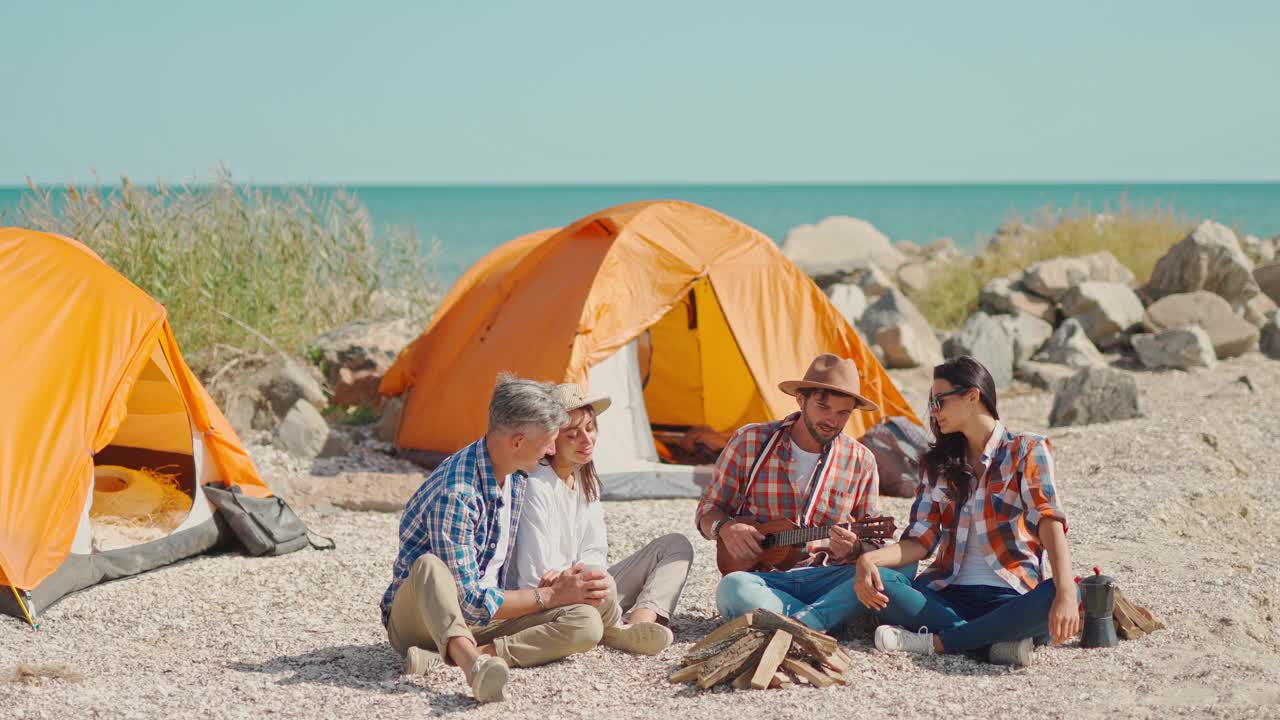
204, 483, 334, 556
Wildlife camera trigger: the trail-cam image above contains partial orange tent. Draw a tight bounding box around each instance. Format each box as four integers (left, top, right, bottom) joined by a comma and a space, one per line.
0, 227, 270, 621
380, 201, 920, 496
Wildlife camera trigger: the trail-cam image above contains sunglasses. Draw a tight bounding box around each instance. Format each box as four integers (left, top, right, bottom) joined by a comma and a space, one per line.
927, 387, 970, 414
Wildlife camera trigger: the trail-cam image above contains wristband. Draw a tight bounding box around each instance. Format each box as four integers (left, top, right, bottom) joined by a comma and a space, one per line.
534, 588, 547, 611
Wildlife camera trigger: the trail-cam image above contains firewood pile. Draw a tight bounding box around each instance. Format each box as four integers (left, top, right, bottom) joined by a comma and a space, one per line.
670, 610, 852, 690
1113, 589, 1165, 640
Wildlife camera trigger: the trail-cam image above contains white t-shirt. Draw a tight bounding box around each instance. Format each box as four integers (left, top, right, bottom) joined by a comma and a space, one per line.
507, 464, 608, 590
478, 474, 515, 590
789, 441, 822, 498
952, 432, 1012, 588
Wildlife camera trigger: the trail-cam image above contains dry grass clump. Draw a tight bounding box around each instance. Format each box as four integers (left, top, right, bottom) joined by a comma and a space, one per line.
4, 663, 85, 686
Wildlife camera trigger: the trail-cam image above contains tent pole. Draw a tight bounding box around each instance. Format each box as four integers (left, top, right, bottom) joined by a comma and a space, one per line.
9, 585, 37, 629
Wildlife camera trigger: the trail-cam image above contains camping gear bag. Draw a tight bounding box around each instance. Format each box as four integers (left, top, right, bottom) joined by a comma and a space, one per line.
203, 482, 334, 556
858, 416, 930, 498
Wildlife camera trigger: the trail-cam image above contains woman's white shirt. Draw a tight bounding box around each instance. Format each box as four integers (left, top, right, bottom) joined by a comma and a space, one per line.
508, 463, 608, 590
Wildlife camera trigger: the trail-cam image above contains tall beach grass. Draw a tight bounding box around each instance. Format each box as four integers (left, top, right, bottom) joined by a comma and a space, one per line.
10, 171, 437, 374
908, 200, 1196, 328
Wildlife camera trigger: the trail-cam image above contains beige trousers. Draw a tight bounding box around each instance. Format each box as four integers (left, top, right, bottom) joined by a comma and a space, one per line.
596, 533, 695, 627
386, 553, 606, 668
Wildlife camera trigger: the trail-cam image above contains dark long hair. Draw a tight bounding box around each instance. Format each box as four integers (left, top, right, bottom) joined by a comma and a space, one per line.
923, 356, 1000, 514
540, 407, 602, 502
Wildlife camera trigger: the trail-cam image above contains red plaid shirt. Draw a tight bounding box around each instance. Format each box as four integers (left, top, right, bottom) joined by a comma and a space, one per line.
907, 422, 1068, 594
695, 413, 881, 566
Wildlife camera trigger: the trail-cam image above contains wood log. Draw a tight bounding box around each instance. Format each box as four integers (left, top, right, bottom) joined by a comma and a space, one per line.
669, 660, 708, 684
682, 627, 753, 666
768, 671, 792, 689
1115, 590, 1164, 633
749, 630, 794, 689
781, 658, 835, 688
689, 614, 754, 653
751, 610, 838, 658
698, 632, 768, 689
732, 667, 755, 690
820, 664, 848, 685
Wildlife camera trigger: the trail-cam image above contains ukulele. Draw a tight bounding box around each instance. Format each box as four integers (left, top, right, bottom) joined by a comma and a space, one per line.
715, 515, 898, 575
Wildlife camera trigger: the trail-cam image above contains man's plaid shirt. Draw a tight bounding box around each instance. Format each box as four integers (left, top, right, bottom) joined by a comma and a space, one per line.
695, 412, 881, 566
380, 438, 525, 626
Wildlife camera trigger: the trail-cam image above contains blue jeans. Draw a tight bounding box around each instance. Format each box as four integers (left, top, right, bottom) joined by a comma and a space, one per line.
717, 562, 918, 632
875, 567, 1063, 654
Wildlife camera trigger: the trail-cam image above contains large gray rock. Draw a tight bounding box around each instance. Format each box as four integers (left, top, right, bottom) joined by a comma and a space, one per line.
1244, 293, 1279, 327
848, 261, 897, 298
1015, 360, 1077, 392
1262, 315, 1280, 360
1143, 291, 1260, 359
374, 396, 403, 444
997, 312, 1054, 364
275, 399, 331, 459
1060, 281, 1146, 349
1131, 326, 1217, 371
859, 289, 944, 369
896, 261, 942, 294
942, 312, 1014, 390
1254, 264, 1280, 305
309, 318, 417, 408
1033, 319, 1107, 368
783, 216, 906, 279
1146, 220, 1259, 306
826, 283, 868, 325
979, 277, 1057, 324
1049, 367, 1142, 427
1022, 252, 1135, 302
261, 360, 327, 417
923, 237, 960, 260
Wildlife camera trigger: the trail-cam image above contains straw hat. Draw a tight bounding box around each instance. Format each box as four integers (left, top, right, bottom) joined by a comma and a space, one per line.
778, 353, 879, 412
552, 383, 612, 416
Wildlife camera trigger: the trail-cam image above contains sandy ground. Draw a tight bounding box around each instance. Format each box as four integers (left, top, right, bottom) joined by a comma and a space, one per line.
4, 354, 1280, 719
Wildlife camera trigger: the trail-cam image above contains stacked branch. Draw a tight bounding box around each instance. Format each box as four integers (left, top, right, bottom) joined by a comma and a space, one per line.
670, 610, 853, 691
1113, 589, 1165, 640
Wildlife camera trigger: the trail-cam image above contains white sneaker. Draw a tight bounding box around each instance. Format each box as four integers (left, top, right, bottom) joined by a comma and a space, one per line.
874, 625, 936, 655
988, 637, 1034, 667
403, 646, 443, 676
602, 622, 674, 655
469, 655, 509, 703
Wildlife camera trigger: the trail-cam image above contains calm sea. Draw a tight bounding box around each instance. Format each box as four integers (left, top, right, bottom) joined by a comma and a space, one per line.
3, 183, 1278, 281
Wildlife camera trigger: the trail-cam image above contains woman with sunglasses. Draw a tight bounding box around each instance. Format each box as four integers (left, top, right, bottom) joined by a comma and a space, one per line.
852, 355, 1080, 666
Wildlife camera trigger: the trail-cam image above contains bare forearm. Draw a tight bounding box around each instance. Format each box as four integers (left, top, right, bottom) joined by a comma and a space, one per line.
490, 588, 545, 620
1038, 519, 1072, 593
859, 538, 928, 569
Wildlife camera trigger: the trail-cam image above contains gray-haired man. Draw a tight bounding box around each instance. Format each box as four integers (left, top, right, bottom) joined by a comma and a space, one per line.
381, 374, 612, 703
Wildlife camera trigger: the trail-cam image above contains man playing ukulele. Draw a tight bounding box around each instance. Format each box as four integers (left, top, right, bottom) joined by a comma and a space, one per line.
695, 354, 891, 632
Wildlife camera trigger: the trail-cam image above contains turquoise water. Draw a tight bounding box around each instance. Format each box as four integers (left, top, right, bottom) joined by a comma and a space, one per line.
3, 183, 1278, 281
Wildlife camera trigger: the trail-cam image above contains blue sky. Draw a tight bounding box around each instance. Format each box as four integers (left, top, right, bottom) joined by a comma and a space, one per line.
2, 1, 1277, 184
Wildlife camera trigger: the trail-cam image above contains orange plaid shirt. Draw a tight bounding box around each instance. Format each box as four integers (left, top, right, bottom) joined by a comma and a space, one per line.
695, 412, 881, 566
907, 422, 1068, 594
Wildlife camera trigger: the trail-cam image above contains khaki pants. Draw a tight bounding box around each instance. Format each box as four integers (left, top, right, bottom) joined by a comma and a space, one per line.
386, 554, 605, 668
596, 533, 695, 627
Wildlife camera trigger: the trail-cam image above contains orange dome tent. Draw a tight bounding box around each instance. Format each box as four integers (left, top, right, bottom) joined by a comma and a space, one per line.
0, 227, 271, 623
380, 201, 920, 497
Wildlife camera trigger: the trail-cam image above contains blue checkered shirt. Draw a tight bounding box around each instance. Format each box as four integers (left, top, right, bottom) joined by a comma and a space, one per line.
380, 438, 526, 626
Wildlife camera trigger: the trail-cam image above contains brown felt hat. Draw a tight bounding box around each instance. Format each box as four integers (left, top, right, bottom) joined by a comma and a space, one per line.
778, 353, 879, 412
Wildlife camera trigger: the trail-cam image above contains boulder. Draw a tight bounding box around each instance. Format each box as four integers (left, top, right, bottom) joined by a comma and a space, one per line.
1049, 367, 1142, 427
1261, 315, 1280, 360
1255, 264, 1280, 305
309, 318, 417, 405
275, 399, 331, 459
261, 360, 327, 417
1143, 291, 1260, 359
1060, 281, 1146, 349
1244, 293, 1278, 327
826, 283, 868, 325
1014, 361, 1077, 392
895, 240, 922, 256
1033, 319, 1107, 368
941, 312, 1014, 390
224, 394, 258, 441
859, 289, 944, 369
978, 277, 1057, 324
997, 312, 1054, 364
1243, 235, 1277, 264
374, 396, 403, 444
318, 427, 354, 459
782, 216, 907, 279
1146, 220, 1259, 306
923, 237, 960, 260
1022, 252, 1135, 302
858, 417, 931, 498
895, 259, 953, 294
848, 261, 897, 298
1131, 326, 1216, 371
331, 366, 385, 408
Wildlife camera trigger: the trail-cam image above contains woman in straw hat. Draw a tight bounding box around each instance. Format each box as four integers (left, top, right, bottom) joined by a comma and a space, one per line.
855, 355, 1079, 666
509, 384, 694, 655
